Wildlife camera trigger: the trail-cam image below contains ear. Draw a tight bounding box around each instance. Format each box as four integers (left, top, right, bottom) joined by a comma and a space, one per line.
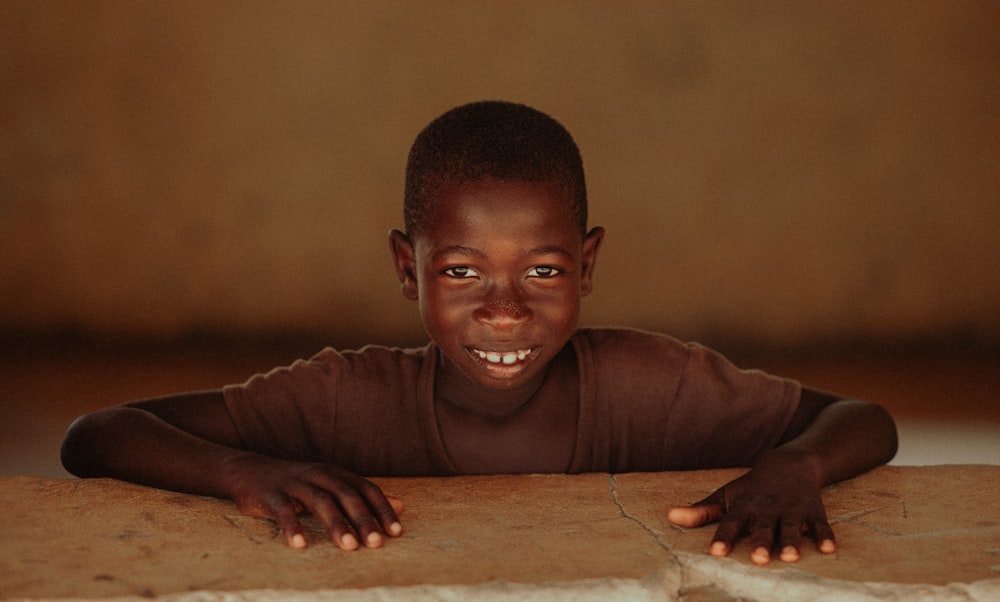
580, 226, 604, 297
388, 229, 419, 300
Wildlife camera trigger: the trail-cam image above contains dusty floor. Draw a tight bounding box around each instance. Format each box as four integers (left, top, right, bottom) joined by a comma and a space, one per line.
1, 339, 999, 478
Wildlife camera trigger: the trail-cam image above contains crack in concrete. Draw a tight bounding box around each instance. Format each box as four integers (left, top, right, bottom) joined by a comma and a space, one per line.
829, 506, 886, 523
833, 506, 1000, 542
829, 507, 907, 537
607, 474, 674, 553
221, 513, 279, 543
607, 475, 692, 597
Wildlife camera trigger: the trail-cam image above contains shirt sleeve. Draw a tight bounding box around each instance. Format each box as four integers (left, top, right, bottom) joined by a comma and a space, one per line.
221, 344, 444, 476
222, 349, 343, 462
577, 328, 801, 472
663, 342, 801, 468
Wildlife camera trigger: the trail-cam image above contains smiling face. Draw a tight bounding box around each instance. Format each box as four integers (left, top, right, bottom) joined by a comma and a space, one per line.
391, 179, 603, 394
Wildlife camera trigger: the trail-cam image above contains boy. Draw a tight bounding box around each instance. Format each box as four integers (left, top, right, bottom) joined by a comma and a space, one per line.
62, 101, 898, 566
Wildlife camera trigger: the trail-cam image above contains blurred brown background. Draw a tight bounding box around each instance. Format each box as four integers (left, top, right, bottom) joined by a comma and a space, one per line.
2, 1, 998, 476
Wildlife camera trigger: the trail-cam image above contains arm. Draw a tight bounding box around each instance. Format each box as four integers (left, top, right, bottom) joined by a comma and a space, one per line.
667, 387, 898, 565
61, 391, 403, 550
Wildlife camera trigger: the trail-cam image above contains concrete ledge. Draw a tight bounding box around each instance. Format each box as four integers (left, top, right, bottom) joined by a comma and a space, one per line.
2, 467, 999, 600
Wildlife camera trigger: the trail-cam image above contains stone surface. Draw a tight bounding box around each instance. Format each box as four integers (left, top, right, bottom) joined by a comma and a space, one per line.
1, 466, 999, 600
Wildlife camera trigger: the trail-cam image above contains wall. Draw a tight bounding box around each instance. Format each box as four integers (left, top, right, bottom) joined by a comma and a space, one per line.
2, 1, 998, 348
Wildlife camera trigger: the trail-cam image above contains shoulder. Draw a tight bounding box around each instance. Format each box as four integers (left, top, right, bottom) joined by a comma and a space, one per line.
310, 343, 432, 374
573, 327, 692, 366
230, 342, 434, 401
571, 327, 694, 401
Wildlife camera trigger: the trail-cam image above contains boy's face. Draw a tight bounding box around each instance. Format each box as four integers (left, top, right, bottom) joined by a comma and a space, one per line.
391, 179, 603, 391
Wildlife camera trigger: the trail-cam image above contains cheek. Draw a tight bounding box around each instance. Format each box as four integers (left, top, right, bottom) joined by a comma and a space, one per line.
534, 290, 581, 330
418, 286, 465, 335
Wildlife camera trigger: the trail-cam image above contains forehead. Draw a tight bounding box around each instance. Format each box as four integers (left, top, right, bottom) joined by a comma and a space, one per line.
416, 180, 581, 249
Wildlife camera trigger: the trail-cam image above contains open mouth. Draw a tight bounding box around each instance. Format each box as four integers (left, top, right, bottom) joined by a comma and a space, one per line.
465, 346, 540, 375
470, 348, 534, 365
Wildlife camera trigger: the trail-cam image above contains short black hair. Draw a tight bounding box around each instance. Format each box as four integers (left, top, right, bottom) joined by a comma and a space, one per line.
404, 101, 587, 237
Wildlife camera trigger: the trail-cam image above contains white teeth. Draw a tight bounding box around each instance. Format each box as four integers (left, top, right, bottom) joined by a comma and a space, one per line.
474, 349, 532, 364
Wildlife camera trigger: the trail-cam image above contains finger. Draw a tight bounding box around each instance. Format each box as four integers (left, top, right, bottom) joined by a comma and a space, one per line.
387, 495, 405, 516
779, 546, 800, 563
748, 519, 778, 566
306, 474, 391, 548
811, 517, 837, 554
709, 539, 730, 558
297, 488, 361, 550
241, 493, 310, 549
380, 495, 405, 537
751, 545, 771, 565
778, 518, 804, 563
271, 500, 309, 549
667, 488, 726, 528
667, 503, 724, 528
328, 485, 386, 549
708, 513, 746, 558
355, 481, 403, 540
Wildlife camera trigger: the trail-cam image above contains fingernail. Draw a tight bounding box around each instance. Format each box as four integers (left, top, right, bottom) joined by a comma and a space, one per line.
290, 534, 307, 549
751, 547, 770, 565
780, 546, 799, 562
819, 539, 837, 554
341, 533, 358, 549
389, 521, 402, 536
366, 532, 383, 547
709, 541, 728, 557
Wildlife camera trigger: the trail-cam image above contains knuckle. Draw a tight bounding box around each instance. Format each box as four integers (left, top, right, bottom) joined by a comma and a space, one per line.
780, 518, 804, 529
373, 500, 398, 518
307, 489, 336, 506
239, 492, 289, 518
350, 513, 377, 528
712, 521, 741, 540
334, 489, 366, 510
326, 514, 350, 529
355, 479, 385, 499
750, 514, 776, 530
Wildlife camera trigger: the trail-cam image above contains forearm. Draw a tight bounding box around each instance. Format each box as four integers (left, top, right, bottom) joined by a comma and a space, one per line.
61, 406, 249, 499
765, 398, 898, 486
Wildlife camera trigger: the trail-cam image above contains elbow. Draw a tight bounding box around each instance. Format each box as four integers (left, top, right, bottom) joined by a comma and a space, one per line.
869, 402, 899, 465
884, 407, 900, 465
825, 398, 899, 470
60, 412, 104, 477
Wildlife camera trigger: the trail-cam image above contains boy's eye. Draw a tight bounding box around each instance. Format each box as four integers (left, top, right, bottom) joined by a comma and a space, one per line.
527, 266, 561, 278
443, 266, 478, 279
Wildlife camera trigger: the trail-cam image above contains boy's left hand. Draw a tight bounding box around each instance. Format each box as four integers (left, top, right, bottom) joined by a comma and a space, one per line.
666, 450, 836, 565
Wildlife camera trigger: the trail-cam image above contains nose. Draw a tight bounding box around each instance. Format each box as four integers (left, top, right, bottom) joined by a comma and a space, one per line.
473, 290, 532, 330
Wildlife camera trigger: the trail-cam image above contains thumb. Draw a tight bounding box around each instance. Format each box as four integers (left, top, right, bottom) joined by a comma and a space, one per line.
387, 495, 405, 515
667, 503, 725, 528
667, 490, 726, 528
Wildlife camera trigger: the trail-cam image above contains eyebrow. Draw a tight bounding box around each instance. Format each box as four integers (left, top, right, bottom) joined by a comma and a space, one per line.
431, 246, 486, 262
526, 246, 575, 261
431, 245, 574, 262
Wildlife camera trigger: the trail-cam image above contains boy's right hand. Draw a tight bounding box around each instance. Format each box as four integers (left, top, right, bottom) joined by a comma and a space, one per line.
223, 454, 404, 550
